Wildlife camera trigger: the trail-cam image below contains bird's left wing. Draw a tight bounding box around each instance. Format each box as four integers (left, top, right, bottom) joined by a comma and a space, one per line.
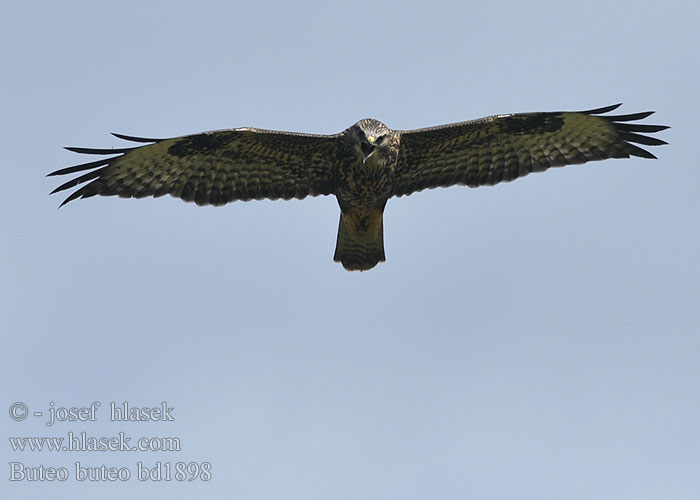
49, 128, 339, 207
391, 104, 668, 197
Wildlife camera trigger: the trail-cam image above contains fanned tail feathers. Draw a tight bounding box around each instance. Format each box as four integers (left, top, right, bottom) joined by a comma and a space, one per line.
333, 212, 386, 271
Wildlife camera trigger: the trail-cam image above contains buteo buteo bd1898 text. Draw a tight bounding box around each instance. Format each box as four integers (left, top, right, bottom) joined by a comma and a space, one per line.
49, 104, 667, 271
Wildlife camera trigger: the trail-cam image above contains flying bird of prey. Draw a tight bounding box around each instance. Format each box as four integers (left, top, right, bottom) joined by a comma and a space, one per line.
49, 104, 667, 271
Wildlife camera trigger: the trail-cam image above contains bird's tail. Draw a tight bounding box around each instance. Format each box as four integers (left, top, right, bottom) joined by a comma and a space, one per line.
333, 210, 386, 271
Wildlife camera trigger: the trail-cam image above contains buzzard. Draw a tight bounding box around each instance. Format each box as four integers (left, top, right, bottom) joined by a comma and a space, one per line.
49, 104, 667, 271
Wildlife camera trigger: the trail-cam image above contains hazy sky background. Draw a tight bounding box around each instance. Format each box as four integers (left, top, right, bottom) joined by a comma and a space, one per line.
2, 1, 698, 499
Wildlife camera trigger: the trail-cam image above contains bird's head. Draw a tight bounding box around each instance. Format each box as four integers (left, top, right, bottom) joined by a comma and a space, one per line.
352, 119, 394, 163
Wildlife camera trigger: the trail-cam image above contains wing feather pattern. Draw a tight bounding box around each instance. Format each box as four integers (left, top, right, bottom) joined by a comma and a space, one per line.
392, 104, 668, 197
49, 128, 339, 207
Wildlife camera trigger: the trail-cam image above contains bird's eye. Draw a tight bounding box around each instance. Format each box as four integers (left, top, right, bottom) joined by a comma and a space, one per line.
375, 134, 386, 143
357, 128, 366, 138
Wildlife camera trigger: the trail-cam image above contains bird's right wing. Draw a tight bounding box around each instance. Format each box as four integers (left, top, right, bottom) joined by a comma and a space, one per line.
49, 128, 339, 207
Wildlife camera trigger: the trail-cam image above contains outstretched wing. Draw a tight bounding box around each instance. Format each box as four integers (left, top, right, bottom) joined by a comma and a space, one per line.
391, 104, 668, 197
49, 128, 339, 207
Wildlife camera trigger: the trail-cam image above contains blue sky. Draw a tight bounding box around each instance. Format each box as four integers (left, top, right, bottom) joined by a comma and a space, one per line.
2, 1, 698, 499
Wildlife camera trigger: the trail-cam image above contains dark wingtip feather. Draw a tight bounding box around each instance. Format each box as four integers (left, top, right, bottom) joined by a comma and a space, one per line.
616, 123, 670, 133
620, 132, 668, 146
58, 190, 84, 207
583, 103, 623, 115
585, 104, 670, 160
52, 132, 161, 207
624, 143, 658, 159
64, 145, 136, 155
607, 111, 656, 122
47, 158, 111, 177
50, 167, 106, 195
111, 132, 163, 143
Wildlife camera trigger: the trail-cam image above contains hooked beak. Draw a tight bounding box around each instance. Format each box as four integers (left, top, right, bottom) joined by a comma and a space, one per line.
360, 136, 376, 161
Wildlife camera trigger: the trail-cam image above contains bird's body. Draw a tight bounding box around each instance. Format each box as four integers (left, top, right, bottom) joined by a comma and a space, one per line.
49, 104, 668, 271
333, 119, 398, 269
